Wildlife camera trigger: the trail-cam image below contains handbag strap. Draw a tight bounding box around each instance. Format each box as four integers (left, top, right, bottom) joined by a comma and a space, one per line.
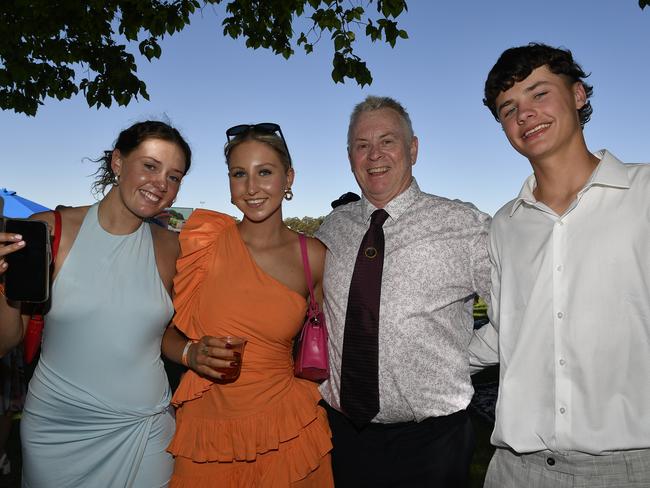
52, 210, 61, 262
298, 233, 317, 310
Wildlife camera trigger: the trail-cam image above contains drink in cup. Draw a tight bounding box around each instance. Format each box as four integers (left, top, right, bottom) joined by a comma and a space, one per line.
216, 336, 246, 381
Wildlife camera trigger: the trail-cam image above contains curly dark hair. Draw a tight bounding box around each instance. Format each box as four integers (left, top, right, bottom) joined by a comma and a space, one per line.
483, 43, 594, 127
92, 120, 192, 196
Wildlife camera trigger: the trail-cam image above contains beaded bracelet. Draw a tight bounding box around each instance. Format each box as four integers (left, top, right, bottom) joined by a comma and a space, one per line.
0, 283, 5, 298
181, 340, 196, 367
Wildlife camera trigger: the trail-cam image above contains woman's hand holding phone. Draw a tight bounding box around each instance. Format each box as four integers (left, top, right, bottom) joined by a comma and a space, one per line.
0, 230, 32, 354
0, 232, 26, 277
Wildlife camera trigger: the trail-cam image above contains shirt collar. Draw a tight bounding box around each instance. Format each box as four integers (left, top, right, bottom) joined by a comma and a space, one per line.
360, 178, 420, 223
508, 150, 631, 217
584, 150, 630, 190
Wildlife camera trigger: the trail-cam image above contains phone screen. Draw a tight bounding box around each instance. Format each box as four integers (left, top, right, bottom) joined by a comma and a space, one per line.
3, 219, 50, 303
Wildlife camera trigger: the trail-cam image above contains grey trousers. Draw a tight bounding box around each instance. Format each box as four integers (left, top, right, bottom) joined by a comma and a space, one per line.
484, 447, 650, 488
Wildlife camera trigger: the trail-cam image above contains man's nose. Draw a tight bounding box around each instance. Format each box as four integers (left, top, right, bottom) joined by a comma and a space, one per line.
517, 102, 536, 124
368, 143, 382, 160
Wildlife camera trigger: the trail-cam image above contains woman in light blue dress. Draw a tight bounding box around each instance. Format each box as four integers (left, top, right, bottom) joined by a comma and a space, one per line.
0, 121, 192, 487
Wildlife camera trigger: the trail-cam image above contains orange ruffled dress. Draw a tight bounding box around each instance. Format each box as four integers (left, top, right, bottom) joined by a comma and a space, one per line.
168, 210, 333, 488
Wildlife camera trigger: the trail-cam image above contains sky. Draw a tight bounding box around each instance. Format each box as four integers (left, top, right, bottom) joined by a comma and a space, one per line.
2, 1, 649, 218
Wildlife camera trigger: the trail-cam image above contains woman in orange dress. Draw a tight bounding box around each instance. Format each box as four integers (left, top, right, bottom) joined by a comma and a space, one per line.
162, 123, 333, 487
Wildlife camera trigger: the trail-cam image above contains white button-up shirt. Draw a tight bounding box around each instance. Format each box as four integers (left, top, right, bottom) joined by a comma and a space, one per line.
470, 150, 650, 454
317, 179, 491, 422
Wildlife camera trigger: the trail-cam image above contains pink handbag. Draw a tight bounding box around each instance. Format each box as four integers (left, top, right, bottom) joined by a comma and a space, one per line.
294, 234, 329, 382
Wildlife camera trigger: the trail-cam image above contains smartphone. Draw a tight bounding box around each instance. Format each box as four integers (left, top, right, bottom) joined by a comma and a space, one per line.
2, 218, 51, 303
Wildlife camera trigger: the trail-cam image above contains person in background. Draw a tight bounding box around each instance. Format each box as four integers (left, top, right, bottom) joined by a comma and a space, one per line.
0, 120, 192, 487
316, 96, 491, 487
472, 42, 650, 487
162, 123, 333, 487
0, 345, 25, 477
330, 192, 360, 209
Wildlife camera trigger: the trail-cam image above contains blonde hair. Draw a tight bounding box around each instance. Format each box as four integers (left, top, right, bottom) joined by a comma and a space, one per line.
224, 130, 291, 171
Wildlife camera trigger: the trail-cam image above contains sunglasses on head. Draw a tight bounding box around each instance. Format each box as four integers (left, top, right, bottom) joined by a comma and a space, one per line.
225, 123, 292, 167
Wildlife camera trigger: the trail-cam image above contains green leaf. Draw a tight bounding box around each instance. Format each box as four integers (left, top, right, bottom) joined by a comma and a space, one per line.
333, 34, 346, 52
366, 23, 382, 42
0, 0, 410, 114
378, 0, 408, 18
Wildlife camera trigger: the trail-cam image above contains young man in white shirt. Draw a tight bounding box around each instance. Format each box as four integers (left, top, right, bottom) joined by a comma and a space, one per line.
471, 43, 650, 487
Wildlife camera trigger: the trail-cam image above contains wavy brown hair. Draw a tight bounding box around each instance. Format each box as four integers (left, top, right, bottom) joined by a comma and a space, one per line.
92, 121, 192, 196
484, 43, 593, 127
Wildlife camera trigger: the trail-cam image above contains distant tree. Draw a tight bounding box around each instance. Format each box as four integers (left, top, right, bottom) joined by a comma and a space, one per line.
641, 1, 650, 9
473, 296, 488, 320
285, 216, 324, 236
167, 209, 185, 220
0, 0, 408, 116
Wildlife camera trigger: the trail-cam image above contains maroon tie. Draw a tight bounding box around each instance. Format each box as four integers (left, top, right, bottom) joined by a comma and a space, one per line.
340, 209, 389, 427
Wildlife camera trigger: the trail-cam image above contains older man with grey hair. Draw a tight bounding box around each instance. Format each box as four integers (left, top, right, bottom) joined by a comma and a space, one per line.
315, 95, 491, 487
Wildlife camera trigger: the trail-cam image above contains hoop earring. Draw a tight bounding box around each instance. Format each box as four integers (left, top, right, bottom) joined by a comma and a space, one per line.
284, 189, 293, 201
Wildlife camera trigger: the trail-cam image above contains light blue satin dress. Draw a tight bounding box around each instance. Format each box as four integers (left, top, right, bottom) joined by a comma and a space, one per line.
21, 204, 175, 487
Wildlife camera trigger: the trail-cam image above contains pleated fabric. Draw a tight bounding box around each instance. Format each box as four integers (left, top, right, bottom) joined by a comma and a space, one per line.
169, 210, 333, 487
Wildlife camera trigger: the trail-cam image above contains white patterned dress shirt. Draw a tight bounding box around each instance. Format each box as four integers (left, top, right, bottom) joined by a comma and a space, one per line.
470, 150, 650, 454
316, 179, 491, 423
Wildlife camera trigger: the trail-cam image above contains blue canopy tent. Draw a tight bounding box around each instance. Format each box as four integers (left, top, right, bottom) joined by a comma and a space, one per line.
0, 188, 50, 218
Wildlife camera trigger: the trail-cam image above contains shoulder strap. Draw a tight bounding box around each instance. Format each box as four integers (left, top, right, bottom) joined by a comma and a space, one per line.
298, 234, 317, 309
52, 210, 62, 262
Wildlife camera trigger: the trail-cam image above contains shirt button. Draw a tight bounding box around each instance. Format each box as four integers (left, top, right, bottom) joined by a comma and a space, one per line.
557, 312, 564, 319
558, 221, 564, 226
547, 457, 556, 466
560, 407, 566, 414
559, 359, 566, 366
556, 265, 563, 272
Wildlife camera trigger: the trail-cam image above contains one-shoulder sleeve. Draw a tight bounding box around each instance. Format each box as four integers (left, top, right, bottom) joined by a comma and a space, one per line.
173, 209, 236, 339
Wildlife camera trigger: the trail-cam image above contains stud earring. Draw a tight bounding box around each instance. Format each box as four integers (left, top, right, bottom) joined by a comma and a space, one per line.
284, 189, 294, 201
113, 174, 120, 186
